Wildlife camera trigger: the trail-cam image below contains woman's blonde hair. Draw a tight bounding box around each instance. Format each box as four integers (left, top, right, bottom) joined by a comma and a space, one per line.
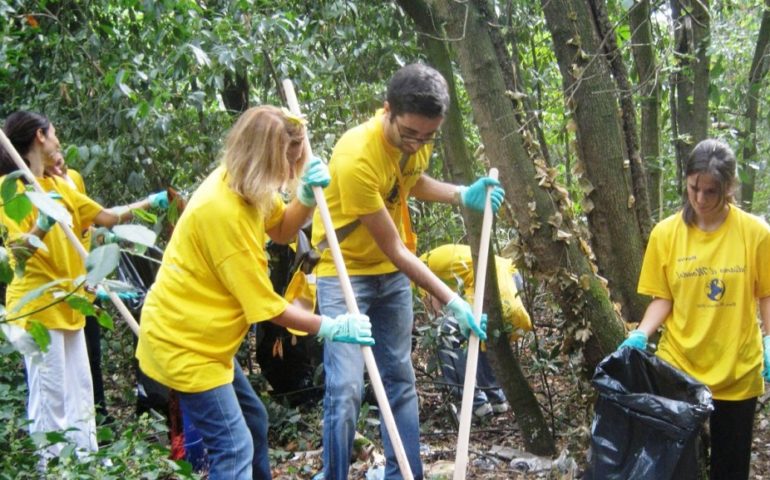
222, 105, 307, 213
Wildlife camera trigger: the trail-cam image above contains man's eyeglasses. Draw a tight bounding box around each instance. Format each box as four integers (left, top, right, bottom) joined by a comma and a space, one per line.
394, 119, 441, 146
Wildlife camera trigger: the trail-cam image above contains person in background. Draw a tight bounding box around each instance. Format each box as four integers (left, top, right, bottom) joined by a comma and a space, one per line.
311, 63, 504, 480
420, 244, 532, 418
618, 138, 770, 480
0, 110, 168, 462
135, 105, 374, 480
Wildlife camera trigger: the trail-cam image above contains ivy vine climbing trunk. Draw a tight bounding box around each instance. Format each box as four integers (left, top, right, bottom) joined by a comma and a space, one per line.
540, 0, 649, 323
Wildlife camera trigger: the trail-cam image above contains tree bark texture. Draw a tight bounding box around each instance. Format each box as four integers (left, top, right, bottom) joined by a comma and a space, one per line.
540, 0, 648, 322
628, 0, 662, 220
423, 0, 626, 375
399, 0, 557, 457
740, 0, 770, 212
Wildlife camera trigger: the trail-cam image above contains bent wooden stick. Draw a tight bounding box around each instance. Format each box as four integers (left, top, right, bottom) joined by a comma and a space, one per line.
0, 130, 140, 336
453, 168, 499, 479
283, 79, 414, 480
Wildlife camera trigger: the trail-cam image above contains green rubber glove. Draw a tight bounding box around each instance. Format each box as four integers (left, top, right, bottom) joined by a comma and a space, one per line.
96, 286, 140, 302
763, 335, 770, 382
618, 329, 648, 350
446, 294, 487, 340
317, 313, 374, 346
148, 191, 169, 209
459, 177, 505, 213
298, 156, 330, 207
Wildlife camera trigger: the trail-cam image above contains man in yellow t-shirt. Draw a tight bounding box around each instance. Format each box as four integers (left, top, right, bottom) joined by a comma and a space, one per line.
420, 244, 532, 417
311, 64, 505, 480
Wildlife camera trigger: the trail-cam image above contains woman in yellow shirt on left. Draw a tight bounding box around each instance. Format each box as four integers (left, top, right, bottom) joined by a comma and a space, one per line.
0, 111, 167, 464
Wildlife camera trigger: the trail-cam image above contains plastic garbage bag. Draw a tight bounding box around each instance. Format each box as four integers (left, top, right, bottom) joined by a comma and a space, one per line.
586, 348, 713, 480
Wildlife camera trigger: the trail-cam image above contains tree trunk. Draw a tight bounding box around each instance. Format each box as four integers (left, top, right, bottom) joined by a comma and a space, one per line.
423, 0, 626, 375
541, 0, 648, 322
588, 0, 653, 242
670, 0, 711, 185
628, 0, 662, 221
399, 0, 557, 457
740, 0, 770, 212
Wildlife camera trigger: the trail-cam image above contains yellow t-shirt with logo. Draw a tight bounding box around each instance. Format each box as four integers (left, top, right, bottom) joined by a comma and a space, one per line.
1, 176, 103, 330
311, 109, 432, 277
135, 166, 289, 393
419, 244, 532, 334
638, 207, 770, 400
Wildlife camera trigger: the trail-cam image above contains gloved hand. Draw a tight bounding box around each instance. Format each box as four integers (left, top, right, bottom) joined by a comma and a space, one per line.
459, 177, 505, 213
618, 329, 648, 350
147, 191, 169, 209
446, 294, 487, 341
763, 335, 770, 382
96, 286, 140, 302
297, 156, 330, 207
317, 313, 374, 346
35, 191, 63, 232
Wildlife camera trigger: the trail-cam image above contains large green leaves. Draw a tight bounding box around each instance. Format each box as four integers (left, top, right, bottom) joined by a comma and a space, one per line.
85, 244, 121, 285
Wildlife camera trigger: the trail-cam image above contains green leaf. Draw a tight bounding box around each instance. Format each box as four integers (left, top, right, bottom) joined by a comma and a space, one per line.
26, 191, 72, 226
0, 247, 13, 284
85, 244, 121, 285
11, 279, 67, 314
66, 295, 97, 317
112, 224, 157, 247
3, 194, 32, 224
27, 320, 50, 352
132, 208, 158, 224
97, 310, 114, 330
0, 171, 25, 204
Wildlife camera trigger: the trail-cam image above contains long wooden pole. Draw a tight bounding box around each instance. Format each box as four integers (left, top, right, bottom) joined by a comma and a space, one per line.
0, 130, 140, 336
453, 168, 498, 479
283, 79, 414, 480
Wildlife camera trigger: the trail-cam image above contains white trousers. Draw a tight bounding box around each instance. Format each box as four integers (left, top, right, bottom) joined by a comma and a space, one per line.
25, 328, 98, 458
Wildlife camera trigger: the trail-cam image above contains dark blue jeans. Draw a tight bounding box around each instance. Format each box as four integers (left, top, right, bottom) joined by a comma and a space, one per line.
178, 362, 270, 479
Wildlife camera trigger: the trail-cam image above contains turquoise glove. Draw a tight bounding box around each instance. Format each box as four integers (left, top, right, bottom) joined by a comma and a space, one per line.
148, 191, 169, 209
297, 156, 330, 207
35, 191, 63, 232
96, 286, 140, 302
763, 335, 770, 382
446, 294, 487, 341
618, 329, 648, 350
317, 313, 374, 346
459, 177, 505, 213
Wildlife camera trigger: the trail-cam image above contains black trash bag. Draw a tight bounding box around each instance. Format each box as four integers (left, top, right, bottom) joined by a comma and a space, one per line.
586, 348, 713, 480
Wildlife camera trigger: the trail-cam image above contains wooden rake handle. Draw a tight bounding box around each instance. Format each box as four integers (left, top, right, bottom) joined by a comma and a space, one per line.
282, 79, 414, 480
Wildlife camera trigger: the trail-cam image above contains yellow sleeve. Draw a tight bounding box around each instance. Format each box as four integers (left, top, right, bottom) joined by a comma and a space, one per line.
264, 193, 286, 231
217, 250, 289, 324
336, 152, 386, 217
637, 223, 673, 299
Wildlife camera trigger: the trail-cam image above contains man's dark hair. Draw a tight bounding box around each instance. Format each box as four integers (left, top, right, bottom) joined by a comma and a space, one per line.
682, 138, 737, 226
1, 111, 50, 175
386, 63, 449, 118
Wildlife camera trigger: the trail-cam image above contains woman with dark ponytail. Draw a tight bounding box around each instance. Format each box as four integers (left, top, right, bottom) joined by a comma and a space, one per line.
0, 111, 168, 464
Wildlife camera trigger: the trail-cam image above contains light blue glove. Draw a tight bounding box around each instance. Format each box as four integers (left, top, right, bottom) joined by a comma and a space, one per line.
446, 294, 487, 341
459, 177, 505, 213
763, 335, 770, 382
148, 191, 169, 209
96, 286, 140, 302
618, 329, 648, 350
297, 156, 330, 207
317, 313, 374, 346
35, 191, 63, 232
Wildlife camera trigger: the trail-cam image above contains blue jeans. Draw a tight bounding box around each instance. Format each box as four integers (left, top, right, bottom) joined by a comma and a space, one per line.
317, 272, 422, 480
437, 314, 506, 406
178, 362, 271, 480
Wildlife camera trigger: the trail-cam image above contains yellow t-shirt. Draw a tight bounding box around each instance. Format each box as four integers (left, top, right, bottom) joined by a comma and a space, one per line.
135, 166, 289, 393
638, 207, 770, 400
420, 244, 532, 334
1, 176, 103, 330
311, 109, 432, 277
65, 169, 93, 253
